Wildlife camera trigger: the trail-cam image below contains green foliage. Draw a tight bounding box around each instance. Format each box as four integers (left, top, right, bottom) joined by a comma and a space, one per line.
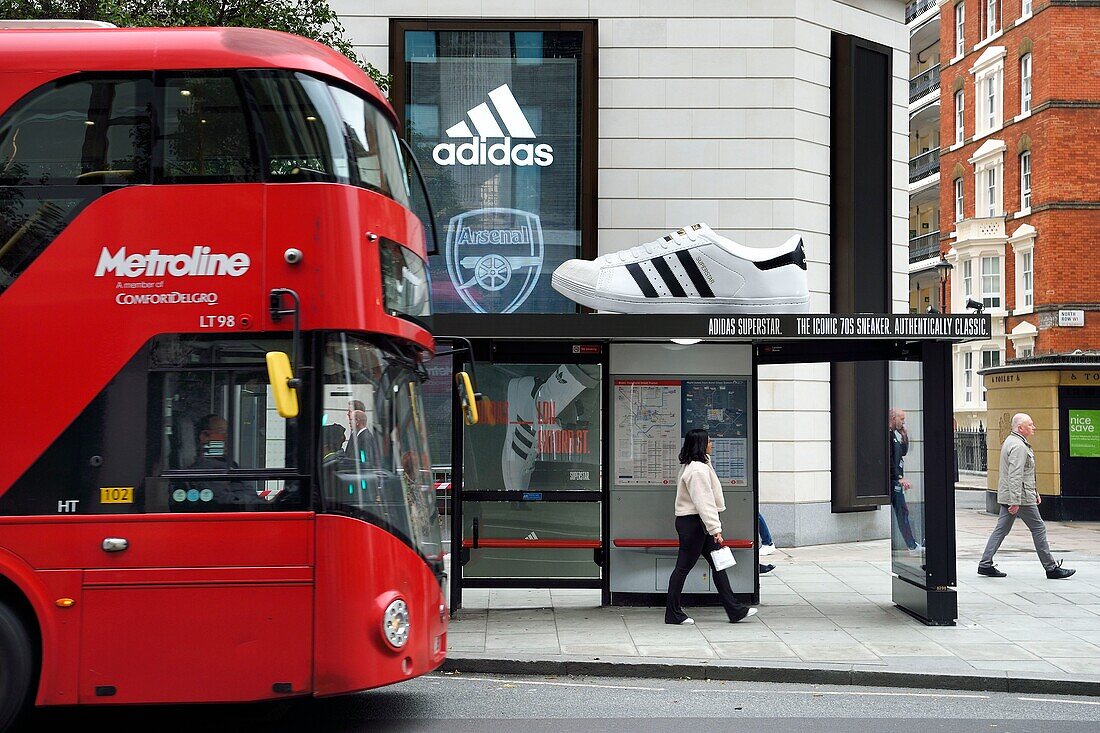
1, 0, 392, 96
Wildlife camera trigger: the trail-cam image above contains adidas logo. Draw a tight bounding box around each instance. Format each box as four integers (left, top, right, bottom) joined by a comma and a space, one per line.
432, 84, 554, 168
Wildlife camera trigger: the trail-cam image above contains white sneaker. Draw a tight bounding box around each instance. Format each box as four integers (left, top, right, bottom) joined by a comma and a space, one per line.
759, 544, 776, 556
679, 617, 695, 625
907, 545, 924, 557
502, 376, 538, 491
551, 223, 809, 314
746, 608, 758, 619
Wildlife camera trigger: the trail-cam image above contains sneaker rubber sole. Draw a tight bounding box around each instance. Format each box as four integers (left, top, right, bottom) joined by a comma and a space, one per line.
551, 271, 809, 314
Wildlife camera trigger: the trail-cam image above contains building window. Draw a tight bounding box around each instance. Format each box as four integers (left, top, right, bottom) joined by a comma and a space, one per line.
1020, 53, 1032, 113
964, 351, 974, 403
985, 0, 1000, 37
1018, 345, 1033, 358
956, 3, 966, 57
955, 177, 965, 222
985, 76, 997, 130
986, 166, 997, 216
980, 349, 1001, 402
963, 258, 974, 300
1020, 150, 1031, 209
981, 255, 1001, 309
1019, 248, 1033, 308
1022, 0, 1032, 16
955, 90, 965, 144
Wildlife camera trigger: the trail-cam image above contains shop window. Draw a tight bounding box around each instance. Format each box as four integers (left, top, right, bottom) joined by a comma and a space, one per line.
394, 21, 596, 314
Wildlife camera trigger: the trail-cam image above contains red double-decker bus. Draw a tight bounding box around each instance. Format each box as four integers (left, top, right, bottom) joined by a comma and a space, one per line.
0, 26, 473, 730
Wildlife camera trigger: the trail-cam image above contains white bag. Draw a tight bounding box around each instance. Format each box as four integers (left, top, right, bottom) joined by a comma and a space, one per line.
710, 545, 736, 571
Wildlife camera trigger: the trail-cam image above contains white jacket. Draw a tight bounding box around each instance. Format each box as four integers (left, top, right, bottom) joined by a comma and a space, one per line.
675, 460, 725, 535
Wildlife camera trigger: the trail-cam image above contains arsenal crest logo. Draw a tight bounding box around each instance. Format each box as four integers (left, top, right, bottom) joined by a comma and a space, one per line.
445, 207, 545, 314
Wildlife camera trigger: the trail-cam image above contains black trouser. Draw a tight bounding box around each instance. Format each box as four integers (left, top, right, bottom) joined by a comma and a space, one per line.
665, 514, 749, 623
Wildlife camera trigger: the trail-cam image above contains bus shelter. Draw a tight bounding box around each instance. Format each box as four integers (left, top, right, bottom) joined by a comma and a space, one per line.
432, 312, 992, 626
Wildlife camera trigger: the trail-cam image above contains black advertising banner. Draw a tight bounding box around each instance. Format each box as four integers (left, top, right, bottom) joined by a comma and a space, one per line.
403, 29, 584, 314
430, 313, 993, 342
705, 314, 991, 339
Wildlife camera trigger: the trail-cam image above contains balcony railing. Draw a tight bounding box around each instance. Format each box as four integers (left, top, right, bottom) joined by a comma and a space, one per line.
905, 0, 937, 24
909, 147, 940, 183
909, 231, 941, 262
909, 65, 941, 103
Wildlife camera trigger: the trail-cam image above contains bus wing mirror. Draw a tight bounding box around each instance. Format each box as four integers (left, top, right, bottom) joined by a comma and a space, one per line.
266, 351, 300, 419
455, 371, 479, 425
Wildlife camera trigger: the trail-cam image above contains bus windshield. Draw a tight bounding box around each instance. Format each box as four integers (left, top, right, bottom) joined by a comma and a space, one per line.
320, 332, 442, 565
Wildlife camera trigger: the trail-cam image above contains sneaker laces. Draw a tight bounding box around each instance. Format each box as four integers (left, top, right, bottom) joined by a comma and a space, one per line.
618, 227, 699, 262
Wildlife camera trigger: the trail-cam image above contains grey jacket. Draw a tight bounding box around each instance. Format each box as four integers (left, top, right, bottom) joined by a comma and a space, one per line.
997, 431, 1038, 506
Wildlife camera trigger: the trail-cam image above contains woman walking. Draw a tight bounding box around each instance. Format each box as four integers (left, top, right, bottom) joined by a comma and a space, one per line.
665, 428, 758, 625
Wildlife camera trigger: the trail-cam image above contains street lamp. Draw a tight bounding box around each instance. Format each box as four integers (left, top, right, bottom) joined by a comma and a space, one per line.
933, 256, 953, 313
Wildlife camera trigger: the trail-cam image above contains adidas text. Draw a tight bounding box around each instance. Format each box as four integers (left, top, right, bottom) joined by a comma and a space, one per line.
433, 137, 554, 167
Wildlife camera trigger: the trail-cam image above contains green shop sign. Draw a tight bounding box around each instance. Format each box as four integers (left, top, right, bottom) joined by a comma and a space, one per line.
1068, 409, 1100, 458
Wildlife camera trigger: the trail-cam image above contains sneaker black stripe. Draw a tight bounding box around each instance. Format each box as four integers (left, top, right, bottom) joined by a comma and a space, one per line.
517, 419, 536, 437
514, 426, 534, 449
675, 250, 715, 297
626, 263, 659, 298
512, 440, 530, 459
652, 256, 687, 297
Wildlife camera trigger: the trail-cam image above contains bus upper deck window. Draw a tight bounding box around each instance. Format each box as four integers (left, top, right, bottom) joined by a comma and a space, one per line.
157, 74, 257, 183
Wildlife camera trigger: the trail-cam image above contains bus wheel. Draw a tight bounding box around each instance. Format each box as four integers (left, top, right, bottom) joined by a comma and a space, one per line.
0, 602, 33, 733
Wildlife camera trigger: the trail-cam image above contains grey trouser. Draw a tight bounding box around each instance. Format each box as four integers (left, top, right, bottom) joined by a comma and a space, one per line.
979, 504, 1057, 571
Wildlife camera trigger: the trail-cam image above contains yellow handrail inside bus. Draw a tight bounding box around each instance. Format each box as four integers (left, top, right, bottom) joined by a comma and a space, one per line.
266, 351, 299, 419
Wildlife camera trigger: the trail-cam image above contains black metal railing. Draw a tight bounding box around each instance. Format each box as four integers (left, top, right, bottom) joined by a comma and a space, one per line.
955, 427, 988, 473
905, 0, 936, 23
909, 65, 941, 103
909, 231, 941, 262
909, 147, 941, 183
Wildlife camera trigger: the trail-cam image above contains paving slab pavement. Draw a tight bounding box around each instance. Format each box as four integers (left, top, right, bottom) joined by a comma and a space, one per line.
444, 495, 1100, 693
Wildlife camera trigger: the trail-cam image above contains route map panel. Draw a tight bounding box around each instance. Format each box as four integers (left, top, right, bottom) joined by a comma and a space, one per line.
682, 379, 749, 486
614, 377, 751, 487
614, 380, 681, 485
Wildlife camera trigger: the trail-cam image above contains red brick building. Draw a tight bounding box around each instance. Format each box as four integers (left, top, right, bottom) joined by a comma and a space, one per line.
938, 0, 1100, 427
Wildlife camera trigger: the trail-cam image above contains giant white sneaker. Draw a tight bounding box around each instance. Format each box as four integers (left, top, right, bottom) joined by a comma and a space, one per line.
551, 223, 809, 313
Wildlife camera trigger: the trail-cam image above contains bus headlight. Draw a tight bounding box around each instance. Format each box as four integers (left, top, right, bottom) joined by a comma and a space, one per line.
382, 598, 410, 649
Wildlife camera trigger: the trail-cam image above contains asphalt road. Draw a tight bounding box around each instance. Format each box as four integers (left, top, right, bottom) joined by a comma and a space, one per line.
16, 672, 1100, 732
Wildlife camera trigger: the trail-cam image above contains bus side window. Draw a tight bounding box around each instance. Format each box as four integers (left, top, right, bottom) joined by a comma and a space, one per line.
1, 74, 153, 296
156, 74, 258, 183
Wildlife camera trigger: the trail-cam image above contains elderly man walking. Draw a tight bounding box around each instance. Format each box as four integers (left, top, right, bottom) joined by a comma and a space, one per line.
978, 413, 1075, 580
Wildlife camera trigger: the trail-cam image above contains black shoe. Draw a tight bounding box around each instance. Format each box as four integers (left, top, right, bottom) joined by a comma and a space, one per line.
759, 563, 775, 574
977, 565, 1007, 577
1047, 561, 1076, 580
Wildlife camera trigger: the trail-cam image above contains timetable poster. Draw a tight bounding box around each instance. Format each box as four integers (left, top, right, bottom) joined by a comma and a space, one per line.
681, 379, 749, 486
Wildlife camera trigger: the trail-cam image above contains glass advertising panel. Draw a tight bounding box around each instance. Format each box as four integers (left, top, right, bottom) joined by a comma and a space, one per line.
462, 363, 601, 492
889, 361, 926, 582
402, 28, 586, 314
